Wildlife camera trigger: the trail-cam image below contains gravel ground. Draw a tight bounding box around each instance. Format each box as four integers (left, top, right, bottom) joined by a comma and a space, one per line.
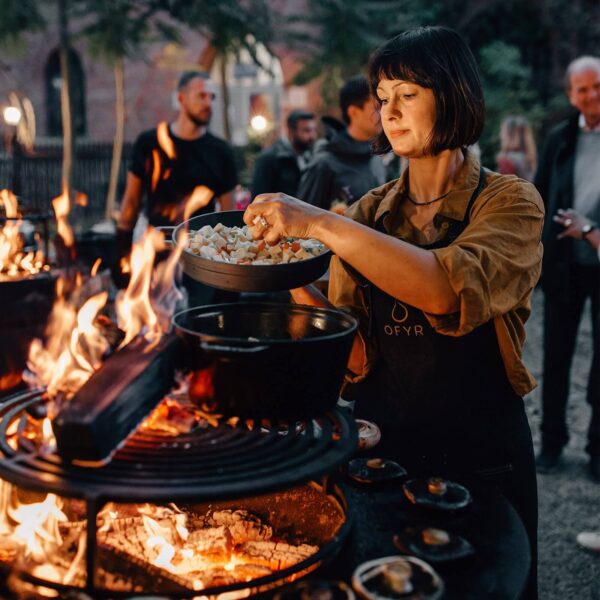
523, 289, 600, 599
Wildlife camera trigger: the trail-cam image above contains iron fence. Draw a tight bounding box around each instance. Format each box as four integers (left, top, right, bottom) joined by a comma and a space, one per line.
0, 140, 132, 231
0, 140, 253, 232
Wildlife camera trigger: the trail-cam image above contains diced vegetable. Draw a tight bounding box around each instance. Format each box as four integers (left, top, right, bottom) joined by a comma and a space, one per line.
185, 224, 326, 265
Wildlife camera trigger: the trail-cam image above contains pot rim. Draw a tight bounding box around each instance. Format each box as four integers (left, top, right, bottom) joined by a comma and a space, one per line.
172, 301, 358, 345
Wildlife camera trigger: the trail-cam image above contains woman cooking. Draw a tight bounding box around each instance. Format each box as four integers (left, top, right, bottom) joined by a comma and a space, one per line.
244, 26, 542, 599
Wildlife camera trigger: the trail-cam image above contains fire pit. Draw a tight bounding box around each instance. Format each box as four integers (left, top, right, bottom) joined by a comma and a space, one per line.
0, 388, 357, 598
0, 191, 56, 398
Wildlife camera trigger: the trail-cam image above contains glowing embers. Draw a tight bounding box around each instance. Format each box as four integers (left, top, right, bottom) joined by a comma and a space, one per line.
0, 484, 343, 595
102, 504, 317, 591
0, 189, 48, 278
0, 481, 79, 586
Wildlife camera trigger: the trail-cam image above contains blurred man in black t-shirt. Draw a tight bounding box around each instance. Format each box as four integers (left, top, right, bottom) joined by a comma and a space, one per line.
118, 70, 237, 233
115, 71, 238, 303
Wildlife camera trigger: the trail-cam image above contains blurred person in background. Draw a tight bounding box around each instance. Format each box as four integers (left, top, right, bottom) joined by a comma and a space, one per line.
297, 75, 386, 213
251, 110, 317, 198
534, 56, 600, 480
115, 70, 238, 305
496, 115, 537, 181
553, 208, 600, 552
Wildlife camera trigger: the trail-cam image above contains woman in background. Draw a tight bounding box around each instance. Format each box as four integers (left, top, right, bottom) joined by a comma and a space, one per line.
496, 115, 537, 181
246, 27, 543, 598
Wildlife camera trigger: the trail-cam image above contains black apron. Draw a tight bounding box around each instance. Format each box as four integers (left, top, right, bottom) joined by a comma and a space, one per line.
347, 167, 538, 598
351, 168, 532, 479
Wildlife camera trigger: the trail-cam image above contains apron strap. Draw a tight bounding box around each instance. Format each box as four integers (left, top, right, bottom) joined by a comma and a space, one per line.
339, 165, 487, 338
365, 165, 487, 337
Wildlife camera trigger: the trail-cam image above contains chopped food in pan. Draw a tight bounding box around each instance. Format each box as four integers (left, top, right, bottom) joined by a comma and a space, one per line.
185, 223, 327, 265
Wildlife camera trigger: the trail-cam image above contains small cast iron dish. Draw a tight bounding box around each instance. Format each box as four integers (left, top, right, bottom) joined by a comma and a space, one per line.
355, 419, 382, 450
393, 526, 475, 563
347, 457, 407, 485
274, 580, 356, 600
352, 555, 444, 600
402, 477, 472, 512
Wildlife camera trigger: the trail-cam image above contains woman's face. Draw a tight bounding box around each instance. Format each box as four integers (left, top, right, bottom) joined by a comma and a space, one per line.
376, 78, 436, 158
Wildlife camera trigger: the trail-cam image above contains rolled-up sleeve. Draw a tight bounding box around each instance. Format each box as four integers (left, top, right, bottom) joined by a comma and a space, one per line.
425, 179, 545, 336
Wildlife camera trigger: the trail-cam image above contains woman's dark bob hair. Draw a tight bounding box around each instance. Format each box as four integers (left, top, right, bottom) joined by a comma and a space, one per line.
369, 26, 485, 156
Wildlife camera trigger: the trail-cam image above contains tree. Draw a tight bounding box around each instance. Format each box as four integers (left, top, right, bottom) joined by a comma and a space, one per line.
163, 0, 276, 141
75, 0, 179, 221
477, 41, 552, 165
433, 0, 599, 158
0, 0, 45, 45
286, 0, 431, 112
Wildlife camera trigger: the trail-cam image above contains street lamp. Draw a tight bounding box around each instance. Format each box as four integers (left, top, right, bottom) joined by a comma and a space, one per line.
3, 106, 22, 127
3, 105, 23, 194
250, 115, 268, 132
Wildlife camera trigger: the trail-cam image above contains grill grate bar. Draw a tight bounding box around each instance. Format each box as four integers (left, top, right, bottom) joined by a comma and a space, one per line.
0, 390, 357, 502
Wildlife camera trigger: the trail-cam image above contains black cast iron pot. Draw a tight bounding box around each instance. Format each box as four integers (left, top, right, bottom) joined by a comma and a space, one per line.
172, 302, 358, 420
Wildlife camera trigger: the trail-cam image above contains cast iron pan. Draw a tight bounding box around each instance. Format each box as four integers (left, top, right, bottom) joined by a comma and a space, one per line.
173, 210, 332, 292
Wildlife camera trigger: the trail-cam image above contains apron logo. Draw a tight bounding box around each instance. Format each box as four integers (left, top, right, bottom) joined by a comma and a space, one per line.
384, 300, 424, 336
391, 301, 409, 323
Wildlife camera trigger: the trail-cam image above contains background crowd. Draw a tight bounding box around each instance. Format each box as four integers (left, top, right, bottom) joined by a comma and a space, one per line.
0, 2, 598, 598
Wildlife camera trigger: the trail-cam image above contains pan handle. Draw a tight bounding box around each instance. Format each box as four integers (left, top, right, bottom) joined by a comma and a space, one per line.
199, 341, 269, 354
155, 226, 176, 247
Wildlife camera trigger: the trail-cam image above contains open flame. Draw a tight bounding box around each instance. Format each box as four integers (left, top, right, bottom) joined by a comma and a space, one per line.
158, 185, 214, 224
151, 121, 177, 193
157, 121, 177, 160
51, 185, 75, 251
0, 480, 67, 565
0, 189, 47, 276
115, 227, 185, 349
183, 186, 213, 222
26, 278, 109, 404
26, 226, 184, 402
150, 123, 214, 222
9, 493, 67, 561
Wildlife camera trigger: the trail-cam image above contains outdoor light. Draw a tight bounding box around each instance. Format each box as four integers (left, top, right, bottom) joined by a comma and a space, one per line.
250, 115, 268, 132
3, 106, 22, 126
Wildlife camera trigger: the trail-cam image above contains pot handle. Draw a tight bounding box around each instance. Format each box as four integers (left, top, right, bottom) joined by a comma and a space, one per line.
199, 341, 269, 354
155, 226, 176, 247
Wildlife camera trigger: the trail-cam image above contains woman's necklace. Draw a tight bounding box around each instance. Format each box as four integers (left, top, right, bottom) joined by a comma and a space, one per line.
406, 189, 451, 206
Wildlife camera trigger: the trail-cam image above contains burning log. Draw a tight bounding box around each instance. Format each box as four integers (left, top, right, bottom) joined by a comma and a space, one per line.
236, 540, 319, 570
186, 526, 232, 563
52, 334, 181, 464
208, 509, 273, 543
97, 542, 191, 593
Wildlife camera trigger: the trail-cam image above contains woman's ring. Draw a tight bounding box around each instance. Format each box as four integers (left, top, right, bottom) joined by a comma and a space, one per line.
564, 218, 573, 227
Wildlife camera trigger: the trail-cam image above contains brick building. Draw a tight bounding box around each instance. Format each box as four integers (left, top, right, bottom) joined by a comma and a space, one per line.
0, 3, 322, 146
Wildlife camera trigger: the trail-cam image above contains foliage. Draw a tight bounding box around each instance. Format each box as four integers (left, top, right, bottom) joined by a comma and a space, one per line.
162, 0, 275, 69
73, 0, 180, 64
287, 0, 434, 111
432, 0, 597, 160
0, 0, 46, 48
477, 41, 548, 166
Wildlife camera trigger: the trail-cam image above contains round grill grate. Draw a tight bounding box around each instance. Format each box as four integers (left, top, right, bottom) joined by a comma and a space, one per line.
0, 389, 357, 502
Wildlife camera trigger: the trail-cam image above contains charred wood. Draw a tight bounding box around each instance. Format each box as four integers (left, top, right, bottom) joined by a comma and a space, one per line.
52, 334, 181, 463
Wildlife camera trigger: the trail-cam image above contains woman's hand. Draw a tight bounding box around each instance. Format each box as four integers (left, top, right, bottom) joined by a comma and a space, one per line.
243, 193, 329, 244
554, 208, 591, 240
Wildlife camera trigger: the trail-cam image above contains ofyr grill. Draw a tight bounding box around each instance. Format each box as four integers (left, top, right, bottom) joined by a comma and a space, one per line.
0, 388, 357, 598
